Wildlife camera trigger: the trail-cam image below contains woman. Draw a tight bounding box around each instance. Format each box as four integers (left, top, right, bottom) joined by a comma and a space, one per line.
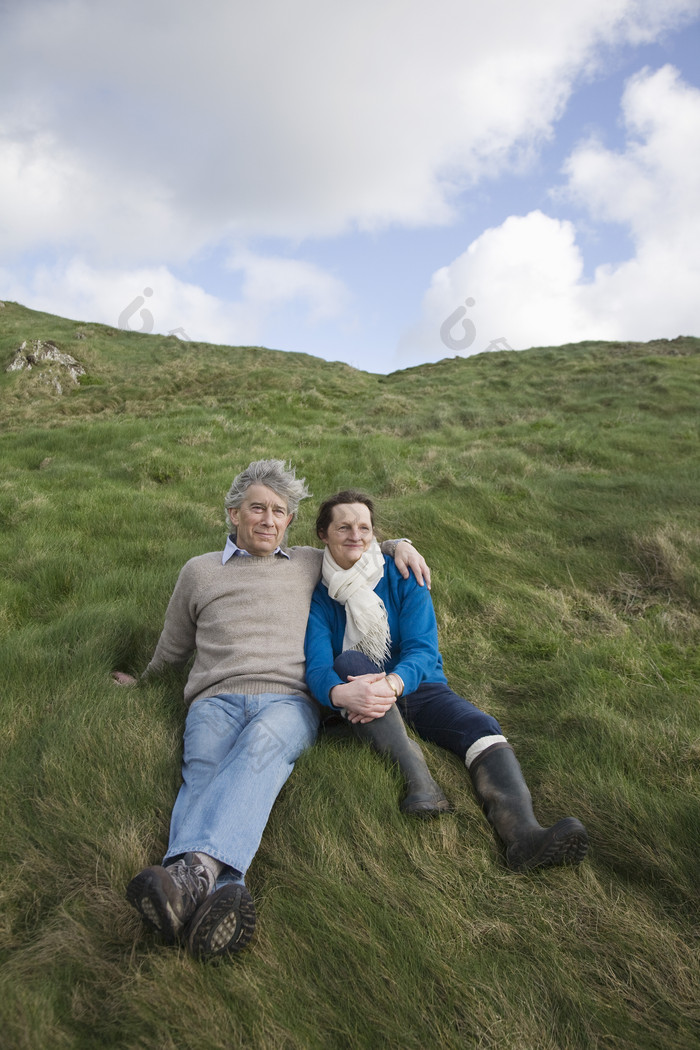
304, 490, 589, 871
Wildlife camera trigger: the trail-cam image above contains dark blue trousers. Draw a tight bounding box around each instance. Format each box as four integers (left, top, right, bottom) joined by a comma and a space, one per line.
333, 650, 503, 761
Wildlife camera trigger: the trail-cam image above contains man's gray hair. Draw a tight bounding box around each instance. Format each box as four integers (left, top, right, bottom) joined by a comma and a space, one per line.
224, 459, 311, 526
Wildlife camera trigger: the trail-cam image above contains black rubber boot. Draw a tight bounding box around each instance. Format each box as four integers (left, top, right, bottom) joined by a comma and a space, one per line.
353, 703, 450, 816
469, 742, 588, 870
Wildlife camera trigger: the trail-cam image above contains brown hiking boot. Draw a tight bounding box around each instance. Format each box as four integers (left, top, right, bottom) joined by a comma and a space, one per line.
126, 853, 214, 942
185, 883, 256, 960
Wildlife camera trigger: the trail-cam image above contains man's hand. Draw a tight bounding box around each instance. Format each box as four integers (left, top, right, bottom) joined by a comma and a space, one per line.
394, 540, 431, 589
330, 672, 396, 724
111, 671, 138, 686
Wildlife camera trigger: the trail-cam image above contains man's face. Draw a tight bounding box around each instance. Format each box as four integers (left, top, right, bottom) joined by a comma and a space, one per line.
228, 484, 293, 556
321, 502, 374, 569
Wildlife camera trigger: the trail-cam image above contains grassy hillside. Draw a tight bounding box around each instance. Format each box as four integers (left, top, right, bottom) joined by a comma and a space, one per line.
1, 300, 698, 1050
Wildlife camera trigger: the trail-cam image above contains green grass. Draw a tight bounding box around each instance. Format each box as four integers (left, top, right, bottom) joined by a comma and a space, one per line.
1, 301, 698, 1049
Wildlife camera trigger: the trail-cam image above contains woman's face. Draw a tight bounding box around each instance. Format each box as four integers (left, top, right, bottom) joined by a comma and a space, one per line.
321, 502, 374, 569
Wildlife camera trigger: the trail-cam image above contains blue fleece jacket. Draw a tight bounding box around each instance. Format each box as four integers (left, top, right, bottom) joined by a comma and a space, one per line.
304, 556, 448, 707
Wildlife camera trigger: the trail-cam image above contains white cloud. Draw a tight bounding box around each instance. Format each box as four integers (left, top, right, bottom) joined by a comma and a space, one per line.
226, 251, 350, 325
0, 261, 249, 343
1, 1, 699, 368
1, 253, 350, 348
396, 212, 603, 363
1, 0, 698, 259
0, 131, 198, 264
396, 64, 700, 365
563, 64, 700, 253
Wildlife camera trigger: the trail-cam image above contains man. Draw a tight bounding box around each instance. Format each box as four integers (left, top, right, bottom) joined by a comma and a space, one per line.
117, 459, 428, 960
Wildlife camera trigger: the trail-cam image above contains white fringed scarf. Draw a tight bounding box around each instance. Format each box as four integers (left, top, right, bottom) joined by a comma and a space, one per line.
321, 539, 391, 667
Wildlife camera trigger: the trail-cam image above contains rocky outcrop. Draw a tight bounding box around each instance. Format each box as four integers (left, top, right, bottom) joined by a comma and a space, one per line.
5, 339, 86, 395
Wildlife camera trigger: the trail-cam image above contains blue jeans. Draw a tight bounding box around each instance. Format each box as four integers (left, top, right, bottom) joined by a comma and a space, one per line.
334, 651, 502, 760
164, 692, 320, 885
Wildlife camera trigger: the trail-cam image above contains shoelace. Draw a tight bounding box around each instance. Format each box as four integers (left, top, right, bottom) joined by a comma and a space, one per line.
168, 859, 211, 907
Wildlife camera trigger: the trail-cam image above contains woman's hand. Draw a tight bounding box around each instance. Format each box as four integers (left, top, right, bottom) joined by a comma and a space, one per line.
330, 672, 396, 724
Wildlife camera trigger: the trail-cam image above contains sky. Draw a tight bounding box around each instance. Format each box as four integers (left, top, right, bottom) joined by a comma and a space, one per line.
1, 0, 700, 374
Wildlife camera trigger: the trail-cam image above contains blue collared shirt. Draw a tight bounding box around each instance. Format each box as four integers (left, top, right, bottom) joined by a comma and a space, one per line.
221, 534, 291, 564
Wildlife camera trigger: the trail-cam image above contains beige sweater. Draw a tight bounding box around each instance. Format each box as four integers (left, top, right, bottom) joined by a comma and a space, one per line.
145, 546, 324, 704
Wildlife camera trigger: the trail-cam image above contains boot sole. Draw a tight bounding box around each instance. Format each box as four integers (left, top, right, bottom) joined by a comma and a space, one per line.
507, 818, 589, 871
401, 796, 452, 817
185, 884, 256, 960
126, 866, 184, 943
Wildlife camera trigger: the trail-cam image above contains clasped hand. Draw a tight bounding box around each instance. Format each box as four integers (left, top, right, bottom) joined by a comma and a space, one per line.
330, 672, 396, 724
